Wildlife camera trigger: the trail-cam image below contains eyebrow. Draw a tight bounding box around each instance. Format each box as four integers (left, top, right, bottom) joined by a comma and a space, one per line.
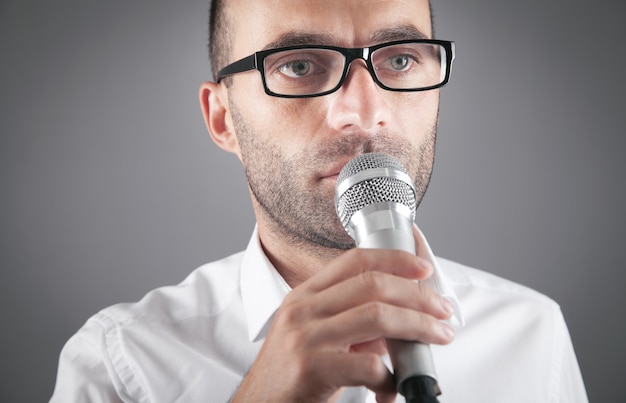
262, 32, 336, 51
262, 25, 430, 51
370, 25, 430, 43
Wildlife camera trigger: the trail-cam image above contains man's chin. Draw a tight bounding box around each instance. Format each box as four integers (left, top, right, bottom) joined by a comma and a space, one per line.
310, 231, 355, 251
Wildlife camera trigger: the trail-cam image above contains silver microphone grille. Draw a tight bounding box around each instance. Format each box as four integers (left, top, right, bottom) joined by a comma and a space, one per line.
334, 153, 417, 230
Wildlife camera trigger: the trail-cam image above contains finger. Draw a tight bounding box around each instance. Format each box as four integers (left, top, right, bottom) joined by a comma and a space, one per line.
303, 248, 433, 294
376, 391, 398, 403
312, 270, 453, 320
302, 351, 396, 397
316, 302, 455, 347
350, 338, 388, 355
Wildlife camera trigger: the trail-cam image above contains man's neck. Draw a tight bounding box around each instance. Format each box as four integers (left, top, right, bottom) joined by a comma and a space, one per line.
256, 222, 344, 288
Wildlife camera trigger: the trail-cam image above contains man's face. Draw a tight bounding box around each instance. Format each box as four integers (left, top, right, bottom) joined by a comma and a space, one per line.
224, 0, 439, 251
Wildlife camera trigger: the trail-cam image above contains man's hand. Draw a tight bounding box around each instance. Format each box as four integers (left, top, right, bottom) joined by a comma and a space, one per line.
231, 248, 455, 403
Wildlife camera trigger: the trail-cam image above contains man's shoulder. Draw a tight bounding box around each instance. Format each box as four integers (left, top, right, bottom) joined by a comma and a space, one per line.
436, 256, 559, 311
433, 257, 587, 402
90, 250, 247, 334
53, 251, 251, 402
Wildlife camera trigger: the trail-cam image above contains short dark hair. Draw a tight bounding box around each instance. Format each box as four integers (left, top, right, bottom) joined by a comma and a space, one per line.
208, 0, 230, 81
208, 0, 434, 81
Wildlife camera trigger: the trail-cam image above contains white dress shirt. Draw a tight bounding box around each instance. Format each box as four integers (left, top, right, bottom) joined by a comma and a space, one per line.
50, 226, 588, 402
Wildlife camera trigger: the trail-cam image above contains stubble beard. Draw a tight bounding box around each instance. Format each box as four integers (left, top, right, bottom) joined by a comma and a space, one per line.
230, 102, 437, 258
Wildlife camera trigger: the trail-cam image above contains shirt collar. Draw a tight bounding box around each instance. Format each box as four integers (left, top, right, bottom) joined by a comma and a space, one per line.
413, 224, 465, 326
241, 225, 465, 342
240, 226, 291, 342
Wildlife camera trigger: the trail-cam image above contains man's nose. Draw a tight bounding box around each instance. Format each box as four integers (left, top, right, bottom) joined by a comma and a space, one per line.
326, 60, 393, 134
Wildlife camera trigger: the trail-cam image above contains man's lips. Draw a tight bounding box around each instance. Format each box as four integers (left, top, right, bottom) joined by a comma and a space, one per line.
319, 159, 352, 181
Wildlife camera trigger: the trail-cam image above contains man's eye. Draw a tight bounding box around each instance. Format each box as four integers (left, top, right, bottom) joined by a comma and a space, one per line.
278, 60, 312, 77
388, 55, 413, 71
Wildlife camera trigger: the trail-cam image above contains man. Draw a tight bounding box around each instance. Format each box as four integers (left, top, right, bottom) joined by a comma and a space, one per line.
51, 0, 588, 402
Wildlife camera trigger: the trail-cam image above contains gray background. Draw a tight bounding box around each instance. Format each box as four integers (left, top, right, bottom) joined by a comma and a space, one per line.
1, 0, 624, 401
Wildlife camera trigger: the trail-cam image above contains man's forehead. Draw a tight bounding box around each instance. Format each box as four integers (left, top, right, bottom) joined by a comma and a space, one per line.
226, 0, 432, 55
261, 25, 430, 51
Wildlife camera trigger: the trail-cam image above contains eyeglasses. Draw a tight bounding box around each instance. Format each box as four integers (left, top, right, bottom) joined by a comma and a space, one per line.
216, 39, 455, 98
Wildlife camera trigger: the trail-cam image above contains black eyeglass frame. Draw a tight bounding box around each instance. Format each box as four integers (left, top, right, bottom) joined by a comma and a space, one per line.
216, 39, 455, 98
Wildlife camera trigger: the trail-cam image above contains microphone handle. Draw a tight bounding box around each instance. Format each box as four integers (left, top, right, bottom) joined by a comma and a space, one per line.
349, 206, 441, 403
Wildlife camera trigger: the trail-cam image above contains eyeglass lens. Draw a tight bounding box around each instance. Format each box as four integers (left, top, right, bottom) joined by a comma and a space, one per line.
262, 42, 447, 96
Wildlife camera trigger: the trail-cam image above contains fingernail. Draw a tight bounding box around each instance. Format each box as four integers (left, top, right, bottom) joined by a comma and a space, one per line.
422, 259, 434, 273
441, 297, 454, 315
440, 323, 455, 340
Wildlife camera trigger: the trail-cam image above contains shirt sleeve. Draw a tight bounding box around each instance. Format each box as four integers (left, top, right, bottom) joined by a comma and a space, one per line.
551, 307, 589, 403
50, 318, 123, 403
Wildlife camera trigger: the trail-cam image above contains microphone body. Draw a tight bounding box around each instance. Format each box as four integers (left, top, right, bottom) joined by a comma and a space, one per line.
335, 153, 441, 403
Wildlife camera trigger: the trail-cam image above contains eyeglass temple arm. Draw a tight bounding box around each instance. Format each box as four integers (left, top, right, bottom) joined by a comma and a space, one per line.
216, 54, 257, 82
450, 42, 456, 64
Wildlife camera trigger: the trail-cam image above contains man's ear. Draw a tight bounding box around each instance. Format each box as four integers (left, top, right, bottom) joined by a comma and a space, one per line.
199, 81, 240, 156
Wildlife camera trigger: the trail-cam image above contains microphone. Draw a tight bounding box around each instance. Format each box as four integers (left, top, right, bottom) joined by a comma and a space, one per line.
334, 152, 441, 403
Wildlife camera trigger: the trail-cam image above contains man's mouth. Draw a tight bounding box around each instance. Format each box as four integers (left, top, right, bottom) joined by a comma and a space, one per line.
319, 157, 356, 182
